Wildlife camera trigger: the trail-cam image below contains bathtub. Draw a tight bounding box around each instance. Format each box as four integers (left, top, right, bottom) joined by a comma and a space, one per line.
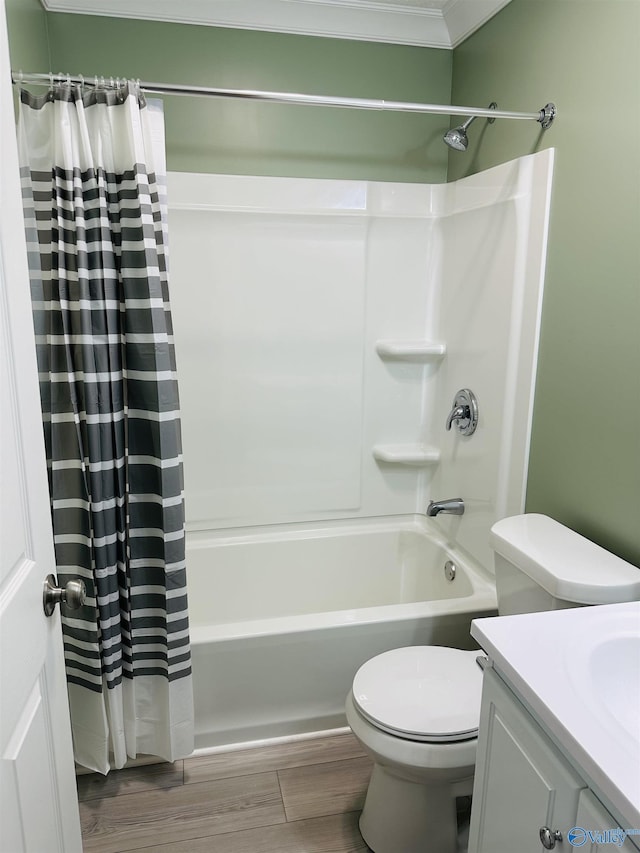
187, 515, 497, 750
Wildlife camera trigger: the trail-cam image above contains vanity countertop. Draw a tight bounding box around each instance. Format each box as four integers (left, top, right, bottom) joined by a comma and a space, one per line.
471, 601, 640, 829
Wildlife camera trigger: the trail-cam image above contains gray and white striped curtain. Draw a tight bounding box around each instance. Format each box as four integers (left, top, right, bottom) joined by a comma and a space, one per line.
18, 81, 193, 774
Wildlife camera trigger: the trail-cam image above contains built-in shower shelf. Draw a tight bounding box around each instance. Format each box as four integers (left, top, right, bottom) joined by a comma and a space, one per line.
372, 444, 441, 465
375, 340, 447, 360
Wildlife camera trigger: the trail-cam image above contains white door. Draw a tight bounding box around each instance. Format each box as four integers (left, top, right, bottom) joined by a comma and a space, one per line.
0, 1, 83, 850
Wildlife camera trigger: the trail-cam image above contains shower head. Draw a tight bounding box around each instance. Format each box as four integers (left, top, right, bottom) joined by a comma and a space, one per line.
443, 103, 497, 151
443, 117, 475, 151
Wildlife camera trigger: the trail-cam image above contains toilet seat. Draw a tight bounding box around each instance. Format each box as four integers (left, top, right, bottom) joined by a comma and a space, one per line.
352, 646, 482, 743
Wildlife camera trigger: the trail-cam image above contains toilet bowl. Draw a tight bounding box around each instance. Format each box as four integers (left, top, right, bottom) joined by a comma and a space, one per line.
346, 514, 640, 853
346, 646, 482, 853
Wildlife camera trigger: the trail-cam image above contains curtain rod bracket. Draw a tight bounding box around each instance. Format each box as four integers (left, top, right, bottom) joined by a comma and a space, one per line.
538, 103, 556, 129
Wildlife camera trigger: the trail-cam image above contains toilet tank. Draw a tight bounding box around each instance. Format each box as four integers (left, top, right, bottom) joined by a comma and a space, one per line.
490, 514, 640, 616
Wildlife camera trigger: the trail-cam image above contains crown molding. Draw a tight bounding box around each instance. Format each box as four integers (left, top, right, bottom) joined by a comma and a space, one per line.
40, 0, 512, 48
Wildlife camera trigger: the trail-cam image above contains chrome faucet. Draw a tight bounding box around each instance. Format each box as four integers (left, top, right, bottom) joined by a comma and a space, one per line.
426, 498, 465, 517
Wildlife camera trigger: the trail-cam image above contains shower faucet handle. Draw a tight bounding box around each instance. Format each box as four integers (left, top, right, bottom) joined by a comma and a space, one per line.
446, 404, 468, 430
445, 389, 478, 436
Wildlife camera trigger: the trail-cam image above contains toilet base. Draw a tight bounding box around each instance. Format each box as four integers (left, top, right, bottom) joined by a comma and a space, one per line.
359, 763, 469, 853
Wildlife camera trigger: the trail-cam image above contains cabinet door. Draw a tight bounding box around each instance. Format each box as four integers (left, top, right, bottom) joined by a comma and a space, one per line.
469, 668, 585, 853
570, 789, 640, 852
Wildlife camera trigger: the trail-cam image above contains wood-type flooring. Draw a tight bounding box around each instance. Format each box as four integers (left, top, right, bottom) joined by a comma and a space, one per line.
78, 732, 373, 852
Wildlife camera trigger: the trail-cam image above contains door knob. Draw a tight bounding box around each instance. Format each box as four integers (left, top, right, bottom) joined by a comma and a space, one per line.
43, 574, 87, 617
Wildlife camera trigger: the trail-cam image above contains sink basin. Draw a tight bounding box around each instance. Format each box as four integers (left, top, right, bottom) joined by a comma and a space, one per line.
588, 634, 640, 742
566, 606, 640, 750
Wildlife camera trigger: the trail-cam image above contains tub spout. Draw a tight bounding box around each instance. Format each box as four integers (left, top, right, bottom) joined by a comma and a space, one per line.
426, 498, 465, 517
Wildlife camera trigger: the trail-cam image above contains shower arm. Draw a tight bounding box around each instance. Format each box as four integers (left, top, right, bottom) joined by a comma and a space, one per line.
459, 114, 477, 131
11, 71, 557, 129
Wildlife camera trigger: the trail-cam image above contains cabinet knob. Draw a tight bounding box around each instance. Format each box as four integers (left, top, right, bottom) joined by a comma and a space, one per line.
539, 826, 563, 849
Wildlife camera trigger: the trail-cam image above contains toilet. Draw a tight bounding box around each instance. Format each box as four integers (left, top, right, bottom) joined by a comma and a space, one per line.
346, 514, 640, 853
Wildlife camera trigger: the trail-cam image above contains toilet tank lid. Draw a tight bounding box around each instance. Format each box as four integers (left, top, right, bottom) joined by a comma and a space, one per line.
490, 514, 640, 605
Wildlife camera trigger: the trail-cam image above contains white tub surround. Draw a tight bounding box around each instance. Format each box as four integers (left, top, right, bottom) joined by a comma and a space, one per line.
168, 149, 554, 572
189, 516, 496, 748
165, 154, 555, 751
471, 602, 640, 831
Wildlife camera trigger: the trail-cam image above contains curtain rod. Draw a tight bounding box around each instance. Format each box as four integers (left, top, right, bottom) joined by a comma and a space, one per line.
11, 72, 557, 128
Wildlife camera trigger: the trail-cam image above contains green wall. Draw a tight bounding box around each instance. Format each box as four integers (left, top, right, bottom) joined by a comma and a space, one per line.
5, 0, 49, 74
44, 14, 452, 182
449, 0, 640, 566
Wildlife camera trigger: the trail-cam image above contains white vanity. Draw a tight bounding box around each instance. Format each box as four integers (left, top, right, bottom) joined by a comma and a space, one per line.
469, 601, 640, 852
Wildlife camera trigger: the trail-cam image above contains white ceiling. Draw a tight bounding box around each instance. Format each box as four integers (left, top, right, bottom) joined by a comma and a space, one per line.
40, 0, 512, 49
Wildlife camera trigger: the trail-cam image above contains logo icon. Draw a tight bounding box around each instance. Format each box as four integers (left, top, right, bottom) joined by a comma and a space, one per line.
568, 827, 587, 847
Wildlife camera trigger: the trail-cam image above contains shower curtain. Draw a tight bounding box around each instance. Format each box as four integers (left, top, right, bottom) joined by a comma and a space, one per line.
18, 81, 193, 774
